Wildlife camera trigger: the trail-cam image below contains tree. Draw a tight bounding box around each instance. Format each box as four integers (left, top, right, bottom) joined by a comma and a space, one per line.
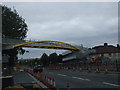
40, 53, 49, 66
49, 53, 58, 64
2, 5, 28, 39
57, 54, 63, 63
2, 5, 28, 67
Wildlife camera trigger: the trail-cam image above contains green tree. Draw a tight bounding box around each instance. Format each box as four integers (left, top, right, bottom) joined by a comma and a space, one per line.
49, 53, 58, 64
57, 54, 63, 63
40, 53, 49, 66
2, 5, 28, 68
2, 5, 28, 39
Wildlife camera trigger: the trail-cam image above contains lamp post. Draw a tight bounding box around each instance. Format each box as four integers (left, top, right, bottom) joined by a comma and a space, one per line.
116, 60, 118, 72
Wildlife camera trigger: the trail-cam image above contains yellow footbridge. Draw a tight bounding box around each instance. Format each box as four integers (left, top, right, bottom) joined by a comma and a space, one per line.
2, 40, 80, 51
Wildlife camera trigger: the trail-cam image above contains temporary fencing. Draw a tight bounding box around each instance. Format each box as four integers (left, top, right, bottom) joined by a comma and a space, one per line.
24, 68, 57, 90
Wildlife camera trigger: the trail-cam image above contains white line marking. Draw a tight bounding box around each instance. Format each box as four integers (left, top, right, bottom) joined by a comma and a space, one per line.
103, 82, 120, 87
84, 79, 91, 81
58, 74, 67, 77
78, 78, 85, 80
72, 77, 90, 81
72, 76, 78, 79
72, 77, 84, 80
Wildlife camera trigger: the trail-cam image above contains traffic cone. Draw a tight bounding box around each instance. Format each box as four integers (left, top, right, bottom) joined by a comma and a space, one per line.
104, 68, 109, 74
48, 77, 52, 84
45, 76, 47, 81
35, 75, 38, 79
80, 67, 82, 72
47, 77, 50, 83
88, 68, 91, 72
53, 78, 56, 87
95, 68, 100, 73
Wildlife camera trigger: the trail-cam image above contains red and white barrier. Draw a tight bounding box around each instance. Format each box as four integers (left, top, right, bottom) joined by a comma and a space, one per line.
45, 76, 56, 87
79, 67, 83, 72
104, 68, 109, 74
88, 68, 91, 72
24, 68, 57, 89
95, 68, 100, 73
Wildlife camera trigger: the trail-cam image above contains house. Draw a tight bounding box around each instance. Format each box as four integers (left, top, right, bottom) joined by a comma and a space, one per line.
89, 43, 120, 63
61, 46, 93, 65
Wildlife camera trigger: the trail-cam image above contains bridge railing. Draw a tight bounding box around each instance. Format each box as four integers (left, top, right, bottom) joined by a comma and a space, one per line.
2, 38, 27, 44
2, 38, 39, 44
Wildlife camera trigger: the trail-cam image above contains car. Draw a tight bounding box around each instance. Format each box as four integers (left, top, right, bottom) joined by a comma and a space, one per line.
33, 65, 43, 73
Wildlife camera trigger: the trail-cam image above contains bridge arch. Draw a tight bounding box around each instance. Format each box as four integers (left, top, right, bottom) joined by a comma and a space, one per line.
13, 40, 80, 51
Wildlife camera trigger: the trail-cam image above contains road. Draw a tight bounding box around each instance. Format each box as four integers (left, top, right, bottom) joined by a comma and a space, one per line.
43, 69, 120, 88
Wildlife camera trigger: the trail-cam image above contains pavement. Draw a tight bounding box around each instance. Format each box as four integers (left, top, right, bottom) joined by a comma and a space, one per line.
43, 69, 120, 88
13, 71, 42, 89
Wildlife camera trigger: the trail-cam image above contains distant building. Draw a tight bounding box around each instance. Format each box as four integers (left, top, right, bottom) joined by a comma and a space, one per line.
61, 45, 93, 65
90, 43, 120, 63
61, 43, 120, 65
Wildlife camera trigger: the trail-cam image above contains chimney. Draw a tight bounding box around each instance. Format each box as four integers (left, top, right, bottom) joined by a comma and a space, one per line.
104, 43, 108, 46
117, 44, 119, 47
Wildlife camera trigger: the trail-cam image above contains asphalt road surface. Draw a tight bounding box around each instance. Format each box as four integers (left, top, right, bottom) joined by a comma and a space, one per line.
43, 69, 120, 88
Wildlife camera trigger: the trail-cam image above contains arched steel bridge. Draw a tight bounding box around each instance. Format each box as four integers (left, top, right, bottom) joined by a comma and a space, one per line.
2, 40, 80, 51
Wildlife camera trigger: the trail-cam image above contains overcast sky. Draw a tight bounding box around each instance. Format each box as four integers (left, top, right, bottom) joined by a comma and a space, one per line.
3, 2, 118, 59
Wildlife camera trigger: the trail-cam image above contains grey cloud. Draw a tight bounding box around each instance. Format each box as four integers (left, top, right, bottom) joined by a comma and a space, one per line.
3, 2, 118, 59
27, 16, 117, 42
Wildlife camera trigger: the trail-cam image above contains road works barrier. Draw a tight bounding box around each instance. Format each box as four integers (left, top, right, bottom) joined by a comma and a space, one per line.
24, 68, 57, 90
79, 67, 83, 72
88, 68, 91, 73
44, 76, 56, 87
95, 68, 100, 73
104, 68, 109, 74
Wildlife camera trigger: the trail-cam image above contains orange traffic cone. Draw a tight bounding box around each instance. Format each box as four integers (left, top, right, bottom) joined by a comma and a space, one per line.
52, 78, 56, 87
88, 68, 91, 72
104, 68, 109, 74
80, 67, 82, 72
95, 68, 100, 73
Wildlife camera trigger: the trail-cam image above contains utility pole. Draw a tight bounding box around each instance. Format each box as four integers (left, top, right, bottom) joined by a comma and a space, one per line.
116, 60, 118, 72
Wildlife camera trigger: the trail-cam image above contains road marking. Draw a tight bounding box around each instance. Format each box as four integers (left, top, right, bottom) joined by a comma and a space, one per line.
103, 82, 120, 87
72, 77, 91, 81
72, 77, 84, 80
84, 79, 91, 81
58, 74, 67, 77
